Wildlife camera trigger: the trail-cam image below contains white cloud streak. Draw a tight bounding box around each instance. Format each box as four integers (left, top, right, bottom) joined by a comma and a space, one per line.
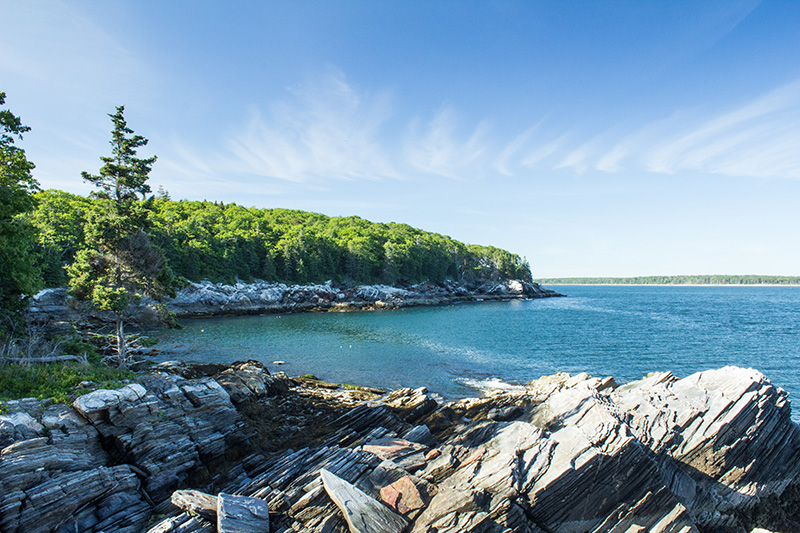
171, 73, 800, 187
404, 106, 491, 179
543, 78, 800, 180
644, 79, 800, 178
226, 70, 396, 183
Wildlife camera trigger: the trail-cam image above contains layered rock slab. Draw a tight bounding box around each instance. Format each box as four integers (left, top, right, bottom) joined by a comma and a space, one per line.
4, 362, 800, 533
72, 376, 249, 501
321, 468, 409, 533
0, 400, 150, 533
612, 367, 800, 531
0, 361, 274, 532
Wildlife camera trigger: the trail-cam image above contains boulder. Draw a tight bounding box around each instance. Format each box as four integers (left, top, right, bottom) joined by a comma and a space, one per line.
403, 424, 435, 447
410, 487, 491, 533
363, 437, 429, 473
381, 387, 438, 423
214, 360, 290, 403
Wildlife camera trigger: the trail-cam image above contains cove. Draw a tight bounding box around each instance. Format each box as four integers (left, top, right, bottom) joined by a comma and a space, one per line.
152, 285, 800, 403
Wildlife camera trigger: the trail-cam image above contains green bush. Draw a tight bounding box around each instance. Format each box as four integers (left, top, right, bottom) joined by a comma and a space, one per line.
0, 361, 134, 404
58, 335, 101, 364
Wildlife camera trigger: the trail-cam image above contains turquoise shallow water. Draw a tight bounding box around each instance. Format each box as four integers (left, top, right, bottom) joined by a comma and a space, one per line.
153, 285, 800, 402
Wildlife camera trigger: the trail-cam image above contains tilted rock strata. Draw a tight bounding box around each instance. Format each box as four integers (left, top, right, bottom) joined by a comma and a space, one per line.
0, 400, 150, 533
3, 363, 800, 533
0, 362, 284, 532
149, 366, 800, 533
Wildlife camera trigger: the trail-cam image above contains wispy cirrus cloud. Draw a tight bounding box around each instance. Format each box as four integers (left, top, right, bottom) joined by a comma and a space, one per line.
643, 79, 800, 178
226, 69, 396, 183
404, 106, 491, 179
169, 72, 800, 188
541, 78, 800, 180
178, 72, 497, 186
495, 125, 539, 176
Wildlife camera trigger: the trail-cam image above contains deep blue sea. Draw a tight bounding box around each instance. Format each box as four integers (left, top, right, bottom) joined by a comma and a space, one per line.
153, 285, 800, 403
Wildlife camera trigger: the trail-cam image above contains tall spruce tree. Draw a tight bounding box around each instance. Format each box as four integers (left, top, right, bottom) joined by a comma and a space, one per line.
0, 92, 41, 334
68, 106, 174, 365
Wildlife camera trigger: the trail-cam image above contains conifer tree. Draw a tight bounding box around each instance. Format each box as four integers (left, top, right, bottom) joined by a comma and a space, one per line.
0, 92, 41, 334
68, 106, 174, 365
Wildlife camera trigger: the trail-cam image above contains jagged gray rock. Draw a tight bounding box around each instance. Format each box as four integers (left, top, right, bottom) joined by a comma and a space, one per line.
71, 373, 250, 502
217, 492, 270, 533
403, 424, 435, 446
0, 399, 150, 533
320, 468, 409, 533
171, 489, 218, 520
164, 279, 562, 318
147, 365, 800, 533
4, 364, 800, 533
214, 360, 291, 403
0, 364, 262, 532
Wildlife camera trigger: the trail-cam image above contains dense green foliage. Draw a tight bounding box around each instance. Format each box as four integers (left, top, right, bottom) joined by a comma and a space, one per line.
26, 190, 92, 287
67, 106, 175, 363
30, 191, 532, 287
0, 92, 41, 333
0, 361, 134, 404
537, 275, 800, 285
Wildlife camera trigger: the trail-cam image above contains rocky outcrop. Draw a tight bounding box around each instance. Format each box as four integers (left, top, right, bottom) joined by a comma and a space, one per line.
3, 364, 799, 533
24, 288, 82, 330
148, 365, 800, 533
26, 280, 562, 328
165, 279, 562, 318
0, 399, 150, 533
0, 362, 283, 532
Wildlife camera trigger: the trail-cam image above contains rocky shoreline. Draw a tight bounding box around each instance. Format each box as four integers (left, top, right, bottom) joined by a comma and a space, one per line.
2, 362, 799, 533
26, 279, 563, 328
168, 279, 562, 318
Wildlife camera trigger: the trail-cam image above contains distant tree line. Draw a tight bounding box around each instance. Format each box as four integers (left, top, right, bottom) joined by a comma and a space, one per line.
536, 275, 800, 285
27, 190, 532, 288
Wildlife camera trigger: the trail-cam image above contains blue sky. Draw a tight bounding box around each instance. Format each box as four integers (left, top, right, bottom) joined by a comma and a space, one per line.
2, 1, 800, 277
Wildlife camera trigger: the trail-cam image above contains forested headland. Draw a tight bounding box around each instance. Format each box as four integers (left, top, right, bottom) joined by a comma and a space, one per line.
28, 189, 532, 289
2, 91, 532, 357
537, 275, 800, 285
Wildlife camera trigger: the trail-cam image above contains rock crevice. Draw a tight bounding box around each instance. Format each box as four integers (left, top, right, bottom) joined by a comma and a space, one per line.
2, 364, 799, 533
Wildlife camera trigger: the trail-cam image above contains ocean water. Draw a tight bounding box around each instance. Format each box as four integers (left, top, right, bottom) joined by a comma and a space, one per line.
152, 285, 800, 403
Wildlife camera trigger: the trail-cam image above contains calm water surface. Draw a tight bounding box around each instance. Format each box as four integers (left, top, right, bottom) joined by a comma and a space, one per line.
153, 286, 800, 402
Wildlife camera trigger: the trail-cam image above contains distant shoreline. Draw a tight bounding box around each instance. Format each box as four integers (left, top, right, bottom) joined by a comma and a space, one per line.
538, 275, 800, 286
542, 283, 800, 287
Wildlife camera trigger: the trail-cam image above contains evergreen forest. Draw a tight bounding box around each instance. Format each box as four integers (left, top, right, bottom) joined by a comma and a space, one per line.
28, 189, 533, 289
